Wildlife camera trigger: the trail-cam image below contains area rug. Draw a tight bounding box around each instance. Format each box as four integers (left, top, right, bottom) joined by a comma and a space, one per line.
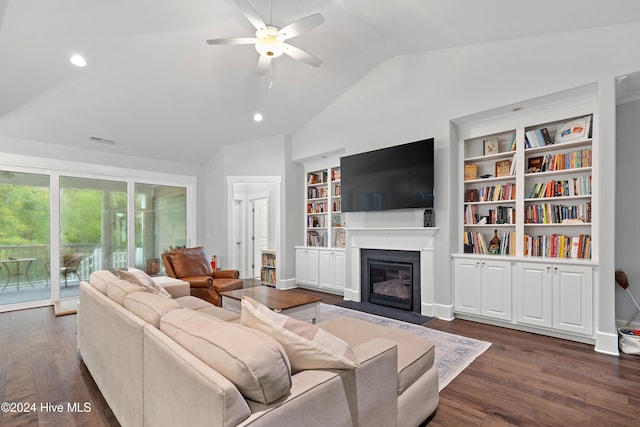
318, 303, 491, 390
335, 300, 434, 325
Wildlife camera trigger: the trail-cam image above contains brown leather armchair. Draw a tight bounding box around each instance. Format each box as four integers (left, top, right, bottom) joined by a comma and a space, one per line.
161, 247, 243, 306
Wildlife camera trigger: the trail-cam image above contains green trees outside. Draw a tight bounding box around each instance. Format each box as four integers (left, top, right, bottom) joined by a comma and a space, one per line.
0, 185, 126, 248
0, 185, 50, 245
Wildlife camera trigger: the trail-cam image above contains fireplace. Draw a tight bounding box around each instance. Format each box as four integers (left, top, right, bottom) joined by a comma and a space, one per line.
361, 249, 421, 312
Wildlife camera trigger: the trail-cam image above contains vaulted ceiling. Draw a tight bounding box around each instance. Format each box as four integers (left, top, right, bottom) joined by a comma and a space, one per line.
2, 0, 640, 165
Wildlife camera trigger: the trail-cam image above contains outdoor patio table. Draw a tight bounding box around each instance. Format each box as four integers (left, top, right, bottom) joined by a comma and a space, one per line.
0, 258, 36, 291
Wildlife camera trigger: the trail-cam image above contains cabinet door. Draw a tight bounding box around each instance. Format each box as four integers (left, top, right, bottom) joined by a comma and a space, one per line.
517, 263, 552, 328
306, 250, 319, 287
333, 251, 346, 291
454, 258, 482, 315
318, 251, 333, 289
553, 265, 593, 335
481, 259, 512, 321
295, 249, 308, 284
296, 249, 319, 287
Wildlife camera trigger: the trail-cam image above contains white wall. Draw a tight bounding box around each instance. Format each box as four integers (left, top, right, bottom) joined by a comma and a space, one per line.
202, 134, 303, 285
0, 135, 198, 177
616, 98, 640, 325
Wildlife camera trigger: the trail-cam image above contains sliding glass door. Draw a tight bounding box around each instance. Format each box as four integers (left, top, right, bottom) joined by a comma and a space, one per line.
0, 161, 194, 312
0, 171, 51, 307
59, 176, 127, 298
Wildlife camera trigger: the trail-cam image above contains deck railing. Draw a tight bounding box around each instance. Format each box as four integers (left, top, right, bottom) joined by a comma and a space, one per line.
0, 244, 130, 285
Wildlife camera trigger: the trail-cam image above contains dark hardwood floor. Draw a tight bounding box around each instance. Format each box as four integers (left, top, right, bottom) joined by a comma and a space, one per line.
1, 286, 639, 426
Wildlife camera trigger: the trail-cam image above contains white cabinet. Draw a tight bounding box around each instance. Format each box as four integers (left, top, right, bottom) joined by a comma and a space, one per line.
295, 248, 318, 287
517, 262, 593, 336
318, 249, 346, 292
516, 262, 553, 328
454, 257, 512, 321
553, 264, 593, 335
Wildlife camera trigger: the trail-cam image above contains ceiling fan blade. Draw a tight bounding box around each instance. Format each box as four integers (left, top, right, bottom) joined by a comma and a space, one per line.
282, 43, 322, 67
257, 55, 272, 75
206, 37, 257, 45
234, 0, 266, 31
278, 13, 324, 40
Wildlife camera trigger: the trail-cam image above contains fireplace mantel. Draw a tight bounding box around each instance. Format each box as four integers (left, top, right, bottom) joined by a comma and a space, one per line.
346, 227, 438, 251
345, 227, 439, 316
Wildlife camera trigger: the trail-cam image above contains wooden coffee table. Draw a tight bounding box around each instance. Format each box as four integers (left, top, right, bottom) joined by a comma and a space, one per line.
220, 286, 322, 324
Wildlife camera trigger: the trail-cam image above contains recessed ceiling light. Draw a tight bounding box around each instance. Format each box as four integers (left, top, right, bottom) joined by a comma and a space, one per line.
70, 54, 87, 67
253, 113, 263, 122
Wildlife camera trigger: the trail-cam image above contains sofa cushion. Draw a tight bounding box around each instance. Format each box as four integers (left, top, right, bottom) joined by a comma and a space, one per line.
124, 292, 180, 328
89, 270, 119, 295
168, 247, 212, 278
107, 279, 148, 306
175, 296, 240, 322
116, 267, 172, 298
160, 308, 291, 404
241, 296, 359, 374
319, 316, 435, 395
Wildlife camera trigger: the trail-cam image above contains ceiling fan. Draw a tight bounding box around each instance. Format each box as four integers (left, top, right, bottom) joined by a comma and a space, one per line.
206, 0, 324, 75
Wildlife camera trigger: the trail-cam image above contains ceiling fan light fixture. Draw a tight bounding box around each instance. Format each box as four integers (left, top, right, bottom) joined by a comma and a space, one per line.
255, 37, 284, 57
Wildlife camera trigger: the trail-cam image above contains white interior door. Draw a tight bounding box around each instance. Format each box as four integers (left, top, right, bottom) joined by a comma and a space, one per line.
231, 199, 242, 272
252, 197, 269, 278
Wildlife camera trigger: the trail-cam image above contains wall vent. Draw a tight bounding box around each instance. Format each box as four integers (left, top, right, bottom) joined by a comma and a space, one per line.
89, 136, 117, 145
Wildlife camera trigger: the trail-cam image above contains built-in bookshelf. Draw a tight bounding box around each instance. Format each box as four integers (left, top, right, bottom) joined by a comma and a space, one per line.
306, 166, 344, 247
453, 94, 598, 344
260, 249, 276, 286
462, 129, 517, 256
460, 113, 594, 260
523, 115, 593, 260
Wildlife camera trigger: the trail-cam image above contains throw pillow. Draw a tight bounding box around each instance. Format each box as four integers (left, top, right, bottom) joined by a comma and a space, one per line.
89, 270, 118, 295
124, 291, 180, 328
241, 296, 360, 374
161, 308, 291, 404
106, 279, 148, 306
117, 267, 172, 298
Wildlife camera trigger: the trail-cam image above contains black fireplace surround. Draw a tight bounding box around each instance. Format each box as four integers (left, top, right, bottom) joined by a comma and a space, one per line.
360, 249, 421, 313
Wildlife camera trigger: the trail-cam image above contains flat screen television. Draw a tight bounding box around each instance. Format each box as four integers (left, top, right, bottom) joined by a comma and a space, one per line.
340, 138, 434, 212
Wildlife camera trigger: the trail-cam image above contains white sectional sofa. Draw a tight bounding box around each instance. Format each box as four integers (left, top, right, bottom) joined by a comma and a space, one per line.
78, 270, 438, 427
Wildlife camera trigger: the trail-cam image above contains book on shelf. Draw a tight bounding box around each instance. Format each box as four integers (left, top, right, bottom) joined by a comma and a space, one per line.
307, 230, 326, 247
308, 173, 322, 185
535, 129, 546, 147
465, 188, 479, 202
464, 164, 478, 181
509, 132, 517, 151
483, 137, 499, 155
540, 127, 553, 145
331, 169, 341, 181
525, 130, 541, 148
528, 176, 591, 199
495, 159, 512, 177
524, 233, 591, 258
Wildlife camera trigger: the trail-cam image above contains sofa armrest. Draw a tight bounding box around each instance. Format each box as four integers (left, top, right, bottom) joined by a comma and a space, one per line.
239, 337, 398, 427
212, 269, 240, 279
180, 276, 213, 288
349, 338, 399, 427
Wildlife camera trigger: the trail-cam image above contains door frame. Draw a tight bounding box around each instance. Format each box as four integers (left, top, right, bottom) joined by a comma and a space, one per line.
226, 176, 281, 281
